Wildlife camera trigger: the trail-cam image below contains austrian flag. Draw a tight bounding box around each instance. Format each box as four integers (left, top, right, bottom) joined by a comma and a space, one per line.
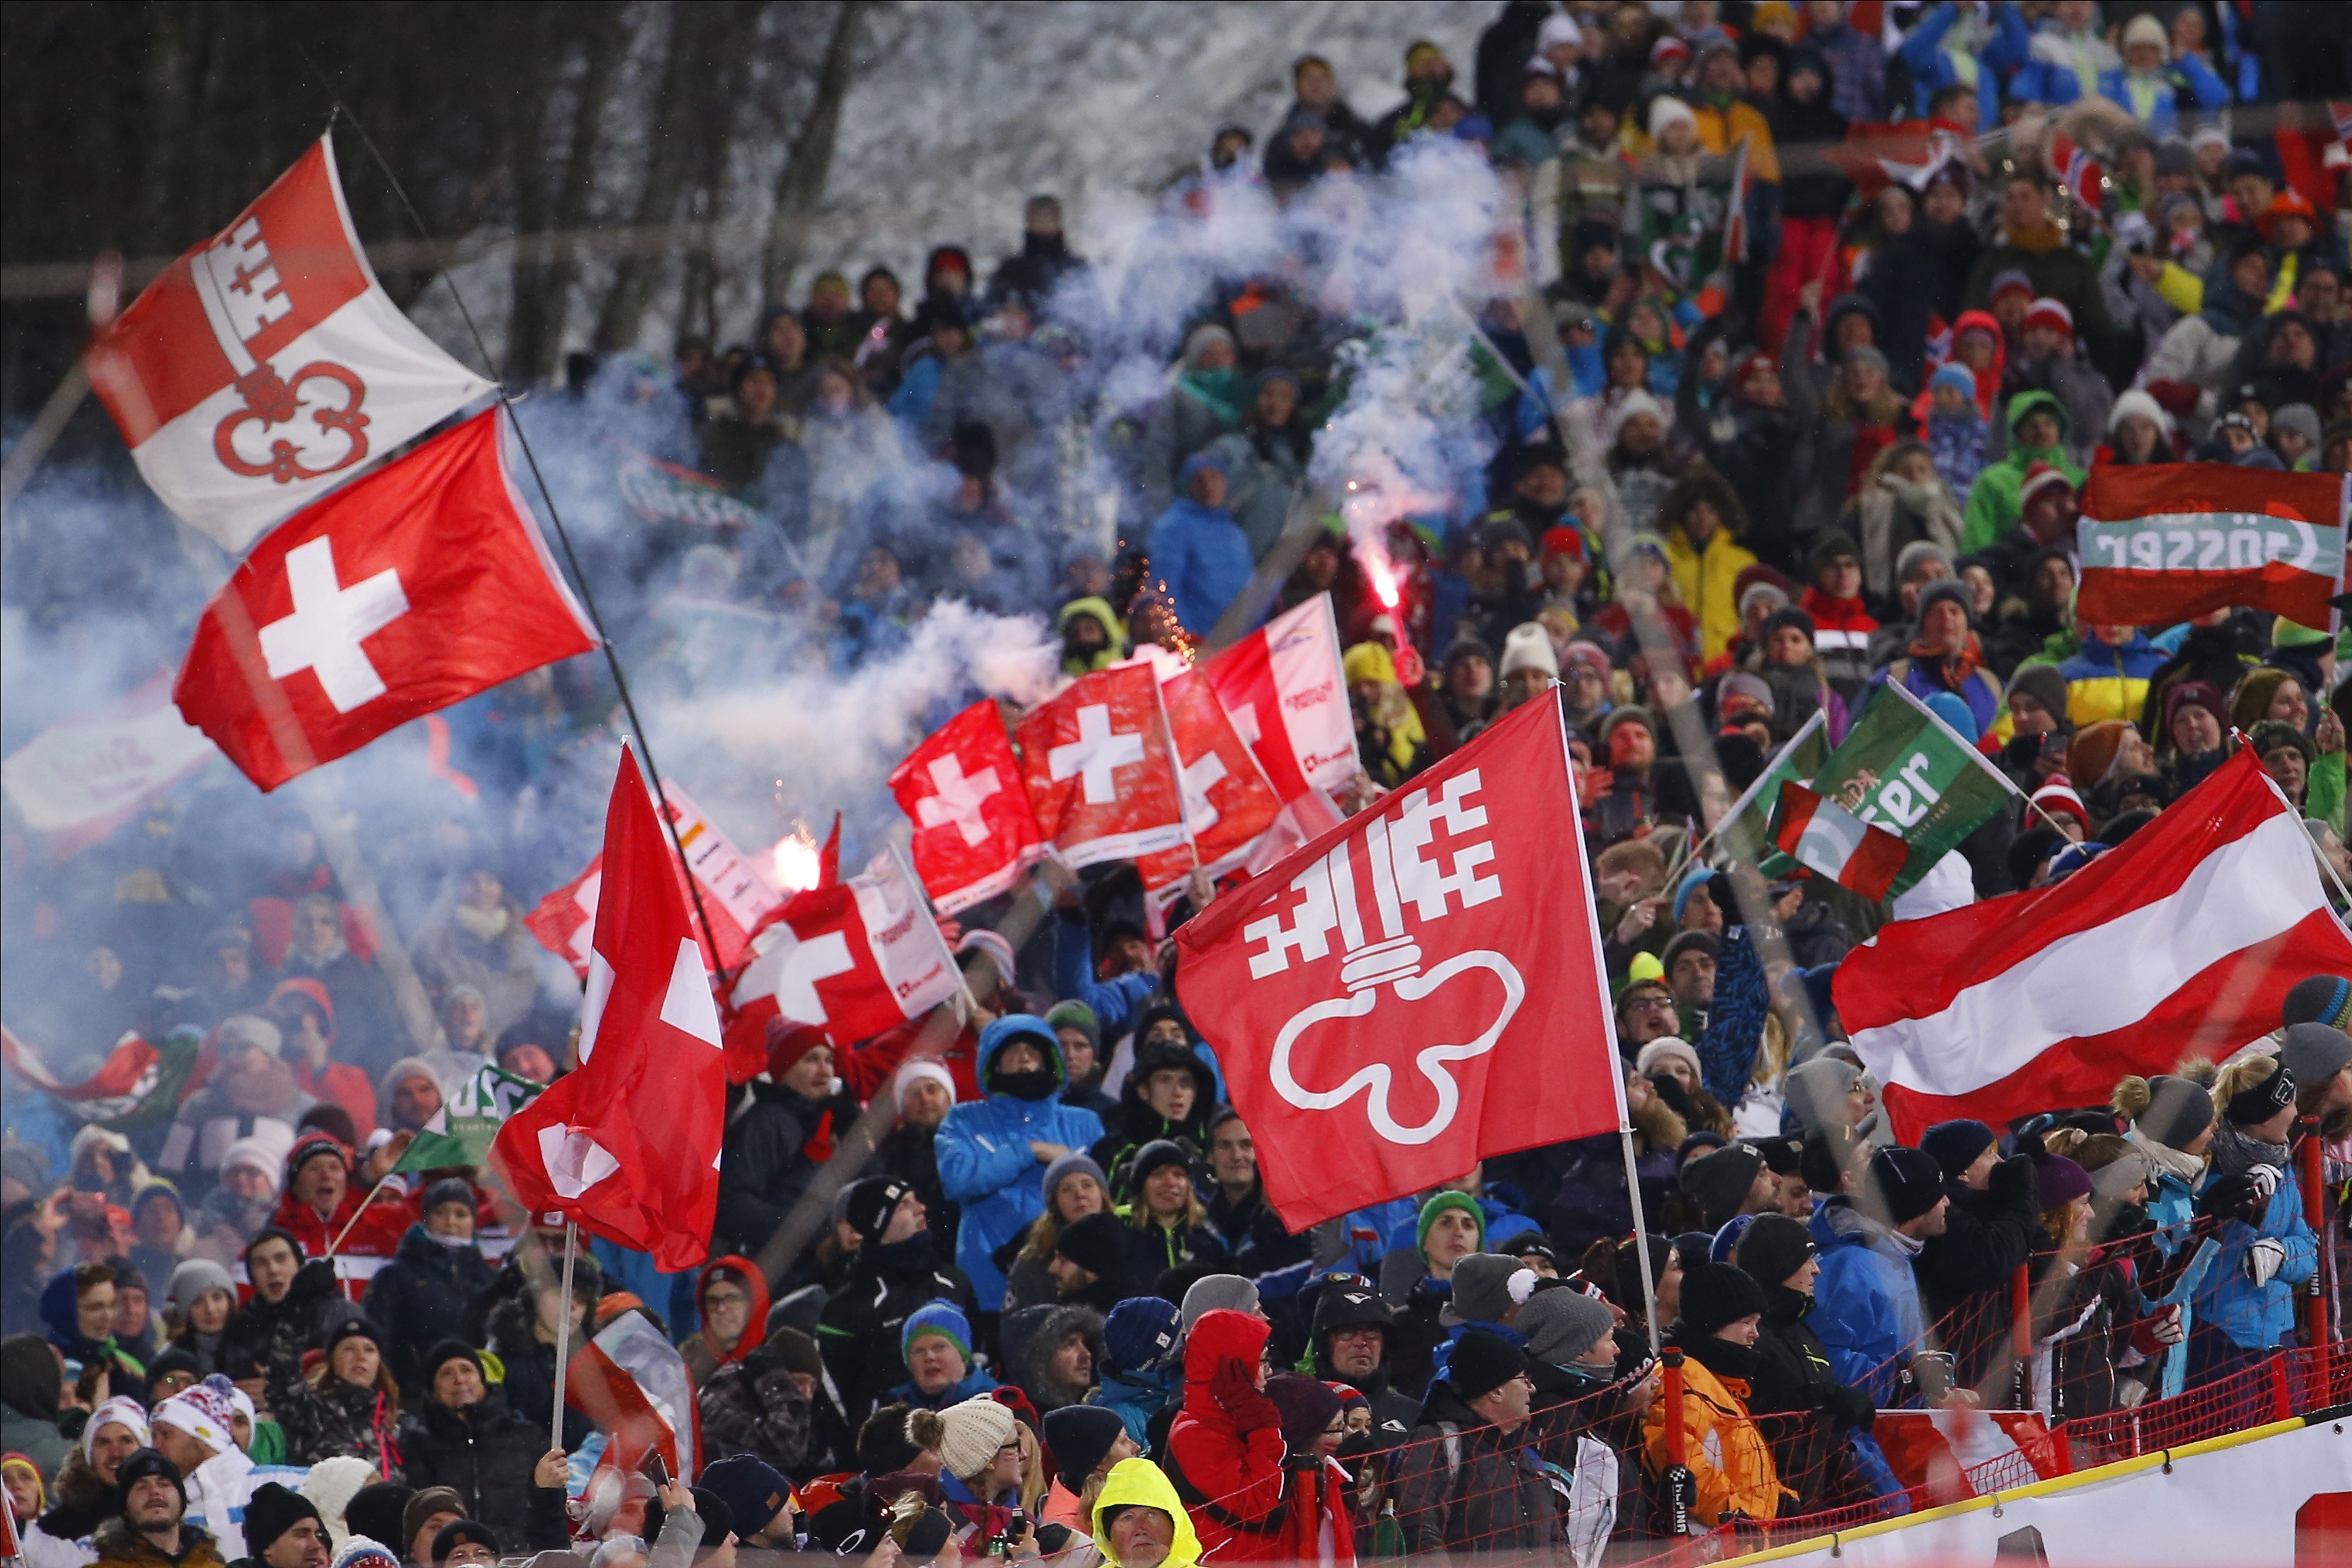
172, 409, 598, 791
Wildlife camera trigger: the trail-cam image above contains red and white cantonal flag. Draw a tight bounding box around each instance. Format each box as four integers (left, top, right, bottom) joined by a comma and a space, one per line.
1125, 646, 1287, 896
85, 135, 494, 555
724, 849, 961, 1073
172, 408, 598, 792
2075, 465, 2348, 630
1203, 592, 1357, 803
890, 697, 1043, 913
1175, 692, 1626, 1230
1838, 749, 2352, 1144
493, 747, 727, 1272
1016, 663, 1189, 869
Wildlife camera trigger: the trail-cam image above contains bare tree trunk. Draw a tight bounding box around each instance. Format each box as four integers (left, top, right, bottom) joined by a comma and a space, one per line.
503, 11, 559, 382
137, 1, 198, 252
760, 0, 869, 308
517, 3, 627, 382
592, 3, 705, 354
678, 0, 760, 349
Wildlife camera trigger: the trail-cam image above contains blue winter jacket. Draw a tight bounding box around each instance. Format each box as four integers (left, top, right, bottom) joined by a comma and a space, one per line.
2010, 56, 2228, 139
1897, 2, 2031, 123
1050, 908, 1158, 1042
1148, 496, 1258, 637
935, 1016, 1106, 1306
1808, 1199, 1926, 1406
2194, 1158, 2317, 1352
889, 1364, 1001, 1412
1087, 1363, 1178, 1446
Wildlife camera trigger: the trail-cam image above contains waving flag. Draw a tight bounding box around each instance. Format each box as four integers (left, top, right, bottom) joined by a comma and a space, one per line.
1797, 683, 2016, 897
1174, 692, 1624, 1229
2076, 465, 2346, 630
1770, 781, 1911, 901
493, 747, 727, 1271
1016, 664, 1189, 868
724, 849, 961, 1074
0, 678, 216, 854
567, 1309, 695, 1480
1716, 709, 1831, 868
1203, 593, 1357, 801
84, 135, 493, 554
1836, 750, 2352, 1143
172, 409, 598, 791
890, 698, 1044, 912
1139, 662, 1286, 897
394, 1060, 542, 1173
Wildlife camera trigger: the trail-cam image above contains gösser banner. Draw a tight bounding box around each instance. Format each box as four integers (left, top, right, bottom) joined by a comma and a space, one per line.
2076, 465, 2348, 629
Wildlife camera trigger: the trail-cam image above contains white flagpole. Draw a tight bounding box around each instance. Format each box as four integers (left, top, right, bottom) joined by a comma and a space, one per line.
548, 1220, 578, 1452
1556, 688, 1664, 1352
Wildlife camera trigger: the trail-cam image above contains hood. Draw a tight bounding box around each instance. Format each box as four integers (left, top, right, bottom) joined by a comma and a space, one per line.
1948, 312, 2006, 415
39, 1270, 104, 1354
978, 1014, 1066, 1088
699, 1255, 772, 1367
1181, 1308, 1272, 1393
1093, 1458, 1202, 1568
1116, 1039, 1220, 1139
268, 977, 338, 1040
1057, 597, 1129, 665
1018, 1303, 1106, 1404
1823, 291, 1882, 347
2005, 388, 2071, 447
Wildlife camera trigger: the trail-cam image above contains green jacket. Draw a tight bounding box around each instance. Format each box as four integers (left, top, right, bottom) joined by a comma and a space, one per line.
1960, 390, 2086, 552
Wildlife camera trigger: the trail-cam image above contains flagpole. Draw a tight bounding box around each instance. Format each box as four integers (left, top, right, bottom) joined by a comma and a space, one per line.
548, 1220, 578, 1453
1556, 687, 1664, 1353
324, 1173, 392, 1258
287, 69, 725, 977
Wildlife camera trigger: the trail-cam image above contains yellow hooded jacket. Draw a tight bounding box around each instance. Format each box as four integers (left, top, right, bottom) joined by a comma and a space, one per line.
1092, 1458, 1203, 1568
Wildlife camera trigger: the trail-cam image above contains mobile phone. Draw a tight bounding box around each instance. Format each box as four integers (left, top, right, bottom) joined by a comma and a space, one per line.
642, 1451, 670, 1489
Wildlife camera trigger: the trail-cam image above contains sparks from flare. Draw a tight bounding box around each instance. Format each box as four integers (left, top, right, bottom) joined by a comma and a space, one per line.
768, 827, 821, 892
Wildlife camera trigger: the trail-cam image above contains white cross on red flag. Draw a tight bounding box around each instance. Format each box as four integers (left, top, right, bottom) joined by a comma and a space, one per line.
1138, 662, 1285, 895
1202, 593, 1358, 803
1016, 664, 1190, 869
492, 746, 728, 1272
171, 408, 598, 791
84, 134, 494, 555
1174, 690, 1625, 1231
888, 698, 1043, 913
724, 849, 962, 1074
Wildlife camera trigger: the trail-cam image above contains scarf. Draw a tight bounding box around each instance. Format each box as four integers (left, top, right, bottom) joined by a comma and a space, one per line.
1907, 631, 1984, 694
450, 903, 511, 943
2208, 1121, 2289, 1178
2126, 1125, 2207, 1188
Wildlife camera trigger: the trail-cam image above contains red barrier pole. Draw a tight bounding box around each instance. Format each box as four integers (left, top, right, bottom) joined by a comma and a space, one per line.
2010, 1262, 2033, 1407
2300, 1117, 2331, 1350
1661, 1347, 1691, 1538
2269, 1354, 2294, 1423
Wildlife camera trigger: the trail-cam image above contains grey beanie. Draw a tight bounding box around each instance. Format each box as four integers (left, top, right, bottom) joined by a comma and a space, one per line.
1439, 1253, 1538, 1328
1178, 1274, 1261, 1335
2273, 403, 2322, 448
167, 1257, 235, 1311
1041, 1151, 1108, 1208
1518, 1287, 1618, 1364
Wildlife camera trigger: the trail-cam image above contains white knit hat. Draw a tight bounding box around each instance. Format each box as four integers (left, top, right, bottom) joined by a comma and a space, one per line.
934, 1393, 1016, 1482
1635, 1037, 1703, 1084
893, 1059, 957, 1113
1648, 95, 1698, 141
1499, 622, 1560, 682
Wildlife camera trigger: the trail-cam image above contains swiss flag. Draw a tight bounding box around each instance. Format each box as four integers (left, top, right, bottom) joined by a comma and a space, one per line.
172, 408, 598, 792
1138, 663, 1285, 893
1175, 691, 1624, 1230
1016, 665, 1190, 869
84, 134, 493, 555
1203, 593, 1358, 803
890, 699, 1043, 912
492, 746, 727, 1272
724, 849, 963, 1074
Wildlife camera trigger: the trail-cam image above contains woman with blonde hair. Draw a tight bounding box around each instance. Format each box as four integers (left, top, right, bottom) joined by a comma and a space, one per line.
1004, 1156, 1112, 1312
1116, 1143, 1224, 1286
277, 1315, 402, 1474
2189, 1054, 2316, 1392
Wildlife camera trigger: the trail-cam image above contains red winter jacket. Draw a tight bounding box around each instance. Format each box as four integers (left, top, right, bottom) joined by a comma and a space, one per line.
1164, 1309, 1288, 1562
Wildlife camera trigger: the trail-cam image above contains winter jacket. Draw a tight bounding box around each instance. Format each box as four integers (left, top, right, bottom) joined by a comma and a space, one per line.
887, 1363, 1000, 1412
410, 898, 540, 1038
1664, 526, 1761, 666
1393, 1379, 1560, 1559
2195, 1146, 2319, 1352
1203, 1180, 1312, 1284
1091, 1041, 1220, 1186
485, 1296, 591, 1450
1275, 1453, 1357, 1568
697, 1343, 815, 1474
393, 1390, 564, 1550
680, 1254, 773, 1391
364, 1223, 497, 1398
220, 1258, 341, 1407
1089, 1362, 1179, 1448
1898, 2, 2030, 122
267, 1185, 413, 1296
23, 1450, 112, 1568
816, 1235, 977, 1420
2057, 634, 2168, 728
1808, 1200, 1925, 1406
1916, 1158, 2041, 1385
1643, 1336, 1791, 1526
1923, 411, 1989, 511
1149, 495, 1258, 639
1205, 424, 1309, 562
90, 1519, 226, 1568
1960, 392, 2087, 551
276, 1372, 401, 1475
719, 1074, 864, 1255
1163, 1311, 1287, 1562
1050, 909, 1159, 1045
1693, 926, 1771, 1114
2012, 55, 2228, 135
37, 1272, 146, 1409
1120, 1209, 1229, 1287
935, 1017, 1106, 1304
0, 1397, 68, 1485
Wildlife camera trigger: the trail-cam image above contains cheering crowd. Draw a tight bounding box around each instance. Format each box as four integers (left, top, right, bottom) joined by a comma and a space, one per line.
6, 1, 2352, 1564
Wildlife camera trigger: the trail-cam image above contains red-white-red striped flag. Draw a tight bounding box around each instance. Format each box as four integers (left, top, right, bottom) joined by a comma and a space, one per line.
566, 1308, 695, 1479
1769, 780, 1911, 902
1835, 750, 2352, 1142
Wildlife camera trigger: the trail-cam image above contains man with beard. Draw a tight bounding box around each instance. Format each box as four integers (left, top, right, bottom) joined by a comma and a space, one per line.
92, 1451, 224, 1568
817, 1177, 976, 1422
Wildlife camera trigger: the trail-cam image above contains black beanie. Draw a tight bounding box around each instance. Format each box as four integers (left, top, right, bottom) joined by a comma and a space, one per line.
2282, 975, 2352, 1030
1044, 1403, 1126, 1490
1866, 1146, 1947, 1226
2136, 1075, 2215, 1151
430, 1519, 499, 1566
1677, 1144, 1764, 1230
243, 1483, 321, 1558
644, 1487, 734, 1549
1676, 1262, 1769, 1337
1444, 1328, 1528, 1403
344, 1482, 413, 1551
115, 1449, 185, 1514
422, 1339, 483, 1388
1123, 1139, 1192, 1196
841, 1176, 915, 1247
419, 1178, 477, 1218
1055, 1211, 1131, 1279
1918, 1120, 1998, 1181
1732, 1214, 1817, 1291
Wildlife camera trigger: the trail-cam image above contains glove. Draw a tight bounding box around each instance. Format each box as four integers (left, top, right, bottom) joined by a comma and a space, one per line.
1986, 1154, 2037, 1207
1210, 1358, 1282, 1434
2246, 1238, 2288, 1288
2197, 1171, 2273, 1226
2128, 1304, 2186, 1354
2246, 1165, 2281, 1206
1826, 1383, 1877, 1431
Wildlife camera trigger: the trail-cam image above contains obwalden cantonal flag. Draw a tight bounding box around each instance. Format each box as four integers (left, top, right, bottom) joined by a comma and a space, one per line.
2077, 465, 2347, 629
1717, 709, 1831, 869
1795, 681, 2018, 898
396, 1061, 543, 1172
